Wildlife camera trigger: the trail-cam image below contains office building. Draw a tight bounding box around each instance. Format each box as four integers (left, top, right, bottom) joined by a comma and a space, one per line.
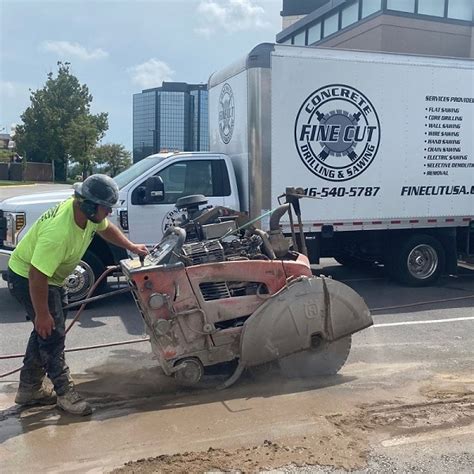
133, 82, 209, 162
277, 0, 473, 58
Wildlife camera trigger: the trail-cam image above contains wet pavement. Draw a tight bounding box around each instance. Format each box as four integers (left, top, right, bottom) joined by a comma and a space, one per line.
1, 263, 473, 472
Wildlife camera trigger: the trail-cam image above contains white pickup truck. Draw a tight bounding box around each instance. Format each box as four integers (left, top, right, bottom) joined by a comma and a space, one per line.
0, 152, 239, 301
1, 44, 473, 300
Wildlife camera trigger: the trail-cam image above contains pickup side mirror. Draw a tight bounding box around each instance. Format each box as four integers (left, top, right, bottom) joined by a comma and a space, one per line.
145, 176, 165, 204
132, 176, 165, 205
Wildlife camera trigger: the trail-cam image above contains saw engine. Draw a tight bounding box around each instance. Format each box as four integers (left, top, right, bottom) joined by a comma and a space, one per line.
120, 193, 373, 388
181, 233, 268, 266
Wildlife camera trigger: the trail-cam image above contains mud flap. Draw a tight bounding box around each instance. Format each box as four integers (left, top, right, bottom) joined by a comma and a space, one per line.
220, 276, 372, 389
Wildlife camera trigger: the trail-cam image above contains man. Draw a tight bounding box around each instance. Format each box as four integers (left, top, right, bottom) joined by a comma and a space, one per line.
8, 174, 148, 416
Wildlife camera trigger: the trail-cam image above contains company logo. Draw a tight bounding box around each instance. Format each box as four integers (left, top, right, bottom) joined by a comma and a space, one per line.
294, 84, 381, 182
218, 83, 235, 144
162, 208, 186, 233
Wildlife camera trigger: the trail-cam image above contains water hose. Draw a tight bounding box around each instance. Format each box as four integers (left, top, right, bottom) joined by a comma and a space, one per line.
0, 265, 132, 379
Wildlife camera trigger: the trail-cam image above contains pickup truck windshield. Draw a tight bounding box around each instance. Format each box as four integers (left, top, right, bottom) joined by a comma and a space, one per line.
114, 156, 163, 189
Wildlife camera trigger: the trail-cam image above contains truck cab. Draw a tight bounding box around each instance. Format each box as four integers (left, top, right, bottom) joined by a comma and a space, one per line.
0, 152, 239, 301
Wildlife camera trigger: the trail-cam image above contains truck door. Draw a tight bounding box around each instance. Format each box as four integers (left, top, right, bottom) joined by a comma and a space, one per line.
127, 158, 232, 245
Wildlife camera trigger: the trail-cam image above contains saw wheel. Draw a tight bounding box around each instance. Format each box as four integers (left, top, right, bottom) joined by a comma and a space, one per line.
278, 335, 352, 378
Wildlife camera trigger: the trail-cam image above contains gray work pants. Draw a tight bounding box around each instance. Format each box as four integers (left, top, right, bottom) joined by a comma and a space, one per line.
8, 268, 73, 395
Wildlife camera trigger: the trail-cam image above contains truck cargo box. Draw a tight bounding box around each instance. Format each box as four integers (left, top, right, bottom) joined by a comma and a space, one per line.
209, 44, 473, 229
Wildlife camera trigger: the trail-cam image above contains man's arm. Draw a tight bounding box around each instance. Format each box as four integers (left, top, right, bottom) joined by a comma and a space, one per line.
29, 265, 55, 339
98, 222, 148, 256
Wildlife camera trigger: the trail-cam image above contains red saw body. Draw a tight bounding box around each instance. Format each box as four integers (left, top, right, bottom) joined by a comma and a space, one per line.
120, 196, 372, 387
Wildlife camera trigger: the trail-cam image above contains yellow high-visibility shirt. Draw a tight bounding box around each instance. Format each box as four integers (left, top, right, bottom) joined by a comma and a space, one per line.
9, 197, 108, 286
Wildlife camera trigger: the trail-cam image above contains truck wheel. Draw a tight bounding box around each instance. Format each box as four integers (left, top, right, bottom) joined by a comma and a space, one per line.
392, 234, 445, 286
334, 255, 360, 267
278, 335, 352, 378
65, 250, 107, 303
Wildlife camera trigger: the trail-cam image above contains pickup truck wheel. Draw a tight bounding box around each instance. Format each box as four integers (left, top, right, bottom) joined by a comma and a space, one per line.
334, 255, 358, 267
65, 250, 107, 302
392, 235, 444, 286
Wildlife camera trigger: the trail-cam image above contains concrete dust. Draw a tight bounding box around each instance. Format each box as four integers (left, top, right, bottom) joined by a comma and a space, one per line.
329, 398, 473, 439
2, 357, 473, 474
73, 350, 239, 404
113, 438, 367, 474
112, 374, 473, 474
420, 373, 474, 400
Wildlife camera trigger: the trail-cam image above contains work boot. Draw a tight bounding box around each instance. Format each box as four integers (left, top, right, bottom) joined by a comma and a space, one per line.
57, 389, 92, 416
15, 383, 57, 406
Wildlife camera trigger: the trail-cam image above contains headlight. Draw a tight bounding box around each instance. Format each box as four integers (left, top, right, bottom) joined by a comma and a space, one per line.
117, 208, 129, 231
4, 212, 26, 247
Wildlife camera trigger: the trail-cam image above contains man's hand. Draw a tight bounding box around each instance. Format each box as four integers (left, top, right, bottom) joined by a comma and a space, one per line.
98, 223, 149, 257
35, 313, 56, 339
129, 243, 149, 256
29, 265, 55, 339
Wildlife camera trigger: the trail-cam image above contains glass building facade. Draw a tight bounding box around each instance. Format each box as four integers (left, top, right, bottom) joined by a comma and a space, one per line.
132, 91, 156, 161
133, 82, 209, 162
277, 0, 473, 46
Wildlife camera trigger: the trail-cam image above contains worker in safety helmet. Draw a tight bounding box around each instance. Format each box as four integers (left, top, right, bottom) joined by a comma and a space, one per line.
8, 174, 148, 416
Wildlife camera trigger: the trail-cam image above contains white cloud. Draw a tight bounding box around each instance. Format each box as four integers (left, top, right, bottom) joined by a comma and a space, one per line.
40, 41, 109, 60
0, 82, 31, 127
195, 0, 270, 36
0, 81, 27, 99
127, 59, 174, 89
0, 81, 17, 98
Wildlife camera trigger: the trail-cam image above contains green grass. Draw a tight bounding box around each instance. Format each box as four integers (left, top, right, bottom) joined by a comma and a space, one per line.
0, 180, 35, 186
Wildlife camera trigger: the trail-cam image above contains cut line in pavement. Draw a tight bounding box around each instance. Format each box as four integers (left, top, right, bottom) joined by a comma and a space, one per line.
373, 316, 474, 328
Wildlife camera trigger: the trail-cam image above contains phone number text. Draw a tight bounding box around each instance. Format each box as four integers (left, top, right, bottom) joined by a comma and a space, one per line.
303, 187, 380, 198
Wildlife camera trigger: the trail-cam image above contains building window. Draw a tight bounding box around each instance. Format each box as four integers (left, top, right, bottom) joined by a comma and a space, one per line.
293, 30, 306, 45
362, 0, 382, 18
307, 22, 321, 44
386, 0, 415, 13
447, 0, 472, 20
341, 1, 359, 28
418, 0, 445, 17
323, 12, 339, 38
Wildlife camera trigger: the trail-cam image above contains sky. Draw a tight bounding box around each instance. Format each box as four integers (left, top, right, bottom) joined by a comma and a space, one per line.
0, 0, 281, 150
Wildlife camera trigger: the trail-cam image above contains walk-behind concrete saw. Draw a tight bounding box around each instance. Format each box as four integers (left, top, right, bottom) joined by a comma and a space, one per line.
120, 190, 372, 388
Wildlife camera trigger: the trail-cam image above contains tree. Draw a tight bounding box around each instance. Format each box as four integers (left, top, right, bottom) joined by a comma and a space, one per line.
94, 143, 132, 177
64, 114, 108, 180
67, 162, 83, 181
14, 62, 108, 181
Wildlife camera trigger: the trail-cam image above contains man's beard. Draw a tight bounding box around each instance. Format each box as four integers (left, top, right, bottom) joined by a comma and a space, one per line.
88, 215, 103, 224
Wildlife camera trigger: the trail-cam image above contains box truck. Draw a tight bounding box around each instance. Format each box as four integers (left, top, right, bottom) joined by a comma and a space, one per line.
1, 44, 473, 300
208, 43, 473, 286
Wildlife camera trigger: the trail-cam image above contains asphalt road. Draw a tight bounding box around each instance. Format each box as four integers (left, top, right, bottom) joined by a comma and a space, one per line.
0, 182, 72, 202
1, 261, 473, 472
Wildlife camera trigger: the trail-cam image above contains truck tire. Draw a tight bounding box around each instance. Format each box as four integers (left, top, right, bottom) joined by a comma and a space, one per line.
391, 234, 445, 286
65, 250, 107, 303
278, 335, 352, 378
334, 255, 358, 267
